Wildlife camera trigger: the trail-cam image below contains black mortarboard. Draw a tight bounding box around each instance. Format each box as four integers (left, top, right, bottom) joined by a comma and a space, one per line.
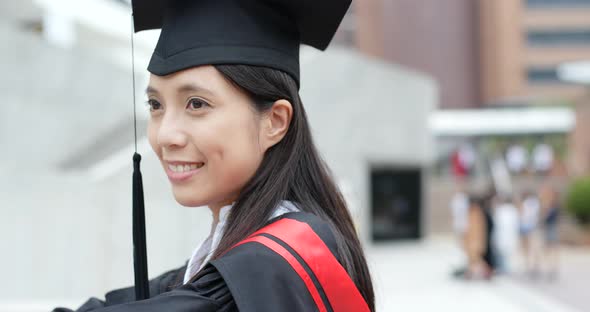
128, 0, 351, 301
132, 0, 352, 85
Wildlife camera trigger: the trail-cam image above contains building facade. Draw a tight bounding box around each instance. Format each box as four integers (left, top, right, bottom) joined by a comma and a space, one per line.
341, 0, 590, 108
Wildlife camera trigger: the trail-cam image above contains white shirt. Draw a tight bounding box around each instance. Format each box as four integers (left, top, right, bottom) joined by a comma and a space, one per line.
183, 200, 300, 284
506, 144, 527, 173
533, 143, 554, 172
458, 144, 475, 170
521, 196, 540, 229
493, 203, 520, 252
450, 192, 469, 234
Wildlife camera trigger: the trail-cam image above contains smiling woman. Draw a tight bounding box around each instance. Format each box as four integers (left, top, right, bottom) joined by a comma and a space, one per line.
145, 65, 278, 210
52, 0, 374, 311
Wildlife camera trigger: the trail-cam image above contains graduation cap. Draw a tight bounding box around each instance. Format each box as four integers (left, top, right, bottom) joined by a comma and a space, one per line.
128, 0, 351, 301
131, 0, 351, 85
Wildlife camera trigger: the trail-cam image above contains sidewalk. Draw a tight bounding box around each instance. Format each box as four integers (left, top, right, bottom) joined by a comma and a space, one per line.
367, 237, 581, 312
511, 245, 590, 312
2, 237, 583, 312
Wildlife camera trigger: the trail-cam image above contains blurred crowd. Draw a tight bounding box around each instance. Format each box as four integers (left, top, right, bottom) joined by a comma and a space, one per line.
450, 183, 561, 281
450, 140, 557, 179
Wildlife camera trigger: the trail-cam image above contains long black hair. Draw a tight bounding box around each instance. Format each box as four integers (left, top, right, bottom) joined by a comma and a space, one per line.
202, 64, 375, 310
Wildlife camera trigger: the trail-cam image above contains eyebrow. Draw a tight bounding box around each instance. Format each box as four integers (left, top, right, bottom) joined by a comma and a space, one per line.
177, 83, 216, 98
145, 85, 159, 95
145, 84, 215, 97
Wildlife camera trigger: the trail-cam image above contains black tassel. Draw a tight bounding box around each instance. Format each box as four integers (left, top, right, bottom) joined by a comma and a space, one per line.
133, 152, 150, 300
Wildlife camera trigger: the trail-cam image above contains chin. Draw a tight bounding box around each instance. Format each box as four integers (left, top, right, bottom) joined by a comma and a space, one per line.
172, 188, 209, 207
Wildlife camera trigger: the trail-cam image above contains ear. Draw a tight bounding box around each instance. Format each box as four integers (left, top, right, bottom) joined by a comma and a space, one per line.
260, 99, 293, 152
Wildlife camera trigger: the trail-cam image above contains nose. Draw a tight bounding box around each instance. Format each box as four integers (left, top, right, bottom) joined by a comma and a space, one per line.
156, 113, 188, 149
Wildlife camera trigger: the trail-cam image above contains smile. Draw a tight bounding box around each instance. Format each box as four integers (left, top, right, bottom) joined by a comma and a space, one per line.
168, 162, 205, 173
165, 161, 205, 183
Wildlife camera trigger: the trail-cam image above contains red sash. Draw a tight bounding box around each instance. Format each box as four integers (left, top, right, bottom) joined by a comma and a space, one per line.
233, 218, 369, 312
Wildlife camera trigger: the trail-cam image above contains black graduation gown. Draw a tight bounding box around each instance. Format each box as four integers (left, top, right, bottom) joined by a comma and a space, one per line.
52, 212, 369, 312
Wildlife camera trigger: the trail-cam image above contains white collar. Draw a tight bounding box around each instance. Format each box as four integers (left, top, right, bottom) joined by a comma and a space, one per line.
183, 200, 299, 284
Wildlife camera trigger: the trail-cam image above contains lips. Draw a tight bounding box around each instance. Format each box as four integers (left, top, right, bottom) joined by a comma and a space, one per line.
164, 161, 205, 183
167, 162, 205, 173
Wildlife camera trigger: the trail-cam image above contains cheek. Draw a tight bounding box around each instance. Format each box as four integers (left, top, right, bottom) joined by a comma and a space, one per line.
170, 108, 264, 207
200, 115, 263, 194
147, 120, 161, 157
209, 119, 262, 177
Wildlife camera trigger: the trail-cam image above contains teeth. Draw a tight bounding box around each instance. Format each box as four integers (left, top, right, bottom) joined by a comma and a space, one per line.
168, 163, 203, 173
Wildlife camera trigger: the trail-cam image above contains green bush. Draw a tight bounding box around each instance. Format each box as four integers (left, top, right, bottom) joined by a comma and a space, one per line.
566, 177, 590, 224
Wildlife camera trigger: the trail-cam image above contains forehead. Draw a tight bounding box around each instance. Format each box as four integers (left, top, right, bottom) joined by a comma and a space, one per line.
147, 65, 231, 95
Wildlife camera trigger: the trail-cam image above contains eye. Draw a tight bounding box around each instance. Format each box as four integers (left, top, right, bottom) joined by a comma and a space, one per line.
186, 98, 210, 111
146, 99, 162, 112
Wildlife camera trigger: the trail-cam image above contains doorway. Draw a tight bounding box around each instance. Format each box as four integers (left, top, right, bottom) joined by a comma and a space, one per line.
371, 168, 422, 241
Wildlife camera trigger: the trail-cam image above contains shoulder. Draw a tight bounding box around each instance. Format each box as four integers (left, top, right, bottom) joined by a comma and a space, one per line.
211, 212, 370, 312
273, 211, 339, 254
209, 212, 340, 312
212, 211, 340, 274
225, 211, 338, 254
248, 211, 340, 261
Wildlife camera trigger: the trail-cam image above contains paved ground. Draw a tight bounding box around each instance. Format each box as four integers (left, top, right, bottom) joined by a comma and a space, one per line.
511, 245, 590, 312
2, 237, 585, 312
367, 237, 583, 312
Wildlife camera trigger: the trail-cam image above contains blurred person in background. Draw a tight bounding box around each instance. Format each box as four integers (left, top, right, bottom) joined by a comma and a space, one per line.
451, 148, 468, 178
451, 143, 476, 179
518, 190, 542, 278
532, 143, 554, 175
450, 183, 469, 246
506, 142, 527, 175
459, 143, 476, 176
481, 192, 497, 277
460, 195, 494, 280
540, 184, 561, 281
492, 194, 520, 274
450, 182, 469, 276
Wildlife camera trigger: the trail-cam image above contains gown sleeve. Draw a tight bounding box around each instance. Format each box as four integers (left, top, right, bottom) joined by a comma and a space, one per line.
52, 212, 353, 312
52, 265, 237, 312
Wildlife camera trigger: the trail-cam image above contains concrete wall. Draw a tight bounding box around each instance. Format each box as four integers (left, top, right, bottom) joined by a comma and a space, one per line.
0, 20, 208, 303
301, 48, 436, 240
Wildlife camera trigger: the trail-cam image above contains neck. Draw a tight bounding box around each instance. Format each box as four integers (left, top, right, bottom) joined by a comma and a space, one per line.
209, 205, 225, 225
209, 201, 233, 224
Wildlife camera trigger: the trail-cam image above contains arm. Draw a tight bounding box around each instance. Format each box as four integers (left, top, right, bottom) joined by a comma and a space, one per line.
82, 287, 222, 312
53, 298, 107, 312
52, 285, 225, 312
52, 265, 191, 312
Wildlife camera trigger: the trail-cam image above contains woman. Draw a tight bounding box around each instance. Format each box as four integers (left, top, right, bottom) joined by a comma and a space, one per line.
540, 184, 560, 280
54, 0, 374, 311
462, 195, 493, 280
492, 195, 519, 274
518, 191, 542, 276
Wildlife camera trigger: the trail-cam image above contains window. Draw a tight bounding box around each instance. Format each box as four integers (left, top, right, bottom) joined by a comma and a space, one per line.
527, 67, 560, 83
526, 0, 590, 7
527, 30, 590, 46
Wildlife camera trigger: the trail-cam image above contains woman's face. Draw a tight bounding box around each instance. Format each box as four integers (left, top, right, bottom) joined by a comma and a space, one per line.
146, 66, 268, 209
